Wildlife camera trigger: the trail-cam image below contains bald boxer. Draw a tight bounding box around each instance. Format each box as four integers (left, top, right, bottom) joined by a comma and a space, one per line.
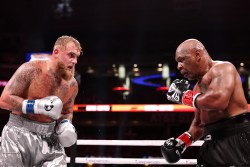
0, 35, 82, 166
161, 39, 250, 166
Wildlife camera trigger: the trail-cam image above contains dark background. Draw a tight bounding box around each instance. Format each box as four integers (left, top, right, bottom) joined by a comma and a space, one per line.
1, 0, 250, 76
1, 0, 250, 166
1, 0, 250, 104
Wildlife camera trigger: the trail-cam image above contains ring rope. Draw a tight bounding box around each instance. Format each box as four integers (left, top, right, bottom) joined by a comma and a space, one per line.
0, 137, 201, 165
65, 139, 203, 165
76, 139, 204, 146
66, 157, 197, 165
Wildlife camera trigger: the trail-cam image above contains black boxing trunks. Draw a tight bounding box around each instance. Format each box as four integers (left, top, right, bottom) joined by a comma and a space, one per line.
197, 112, 250, 167
0, 113, 67, 167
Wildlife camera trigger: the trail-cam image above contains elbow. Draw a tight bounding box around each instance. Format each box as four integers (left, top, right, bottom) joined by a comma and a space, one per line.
0, 97, 11, 110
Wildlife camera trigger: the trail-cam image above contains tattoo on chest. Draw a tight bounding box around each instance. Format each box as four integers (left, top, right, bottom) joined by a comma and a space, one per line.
59, 84, 69, 97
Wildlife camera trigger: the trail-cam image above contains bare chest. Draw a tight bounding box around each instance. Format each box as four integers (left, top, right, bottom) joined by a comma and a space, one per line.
194, 74, 212, 93
27, 74, 72, 102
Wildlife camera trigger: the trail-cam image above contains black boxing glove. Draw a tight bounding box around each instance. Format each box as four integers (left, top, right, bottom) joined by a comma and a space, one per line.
161, 132, 193, 163
167, 79, 200, 108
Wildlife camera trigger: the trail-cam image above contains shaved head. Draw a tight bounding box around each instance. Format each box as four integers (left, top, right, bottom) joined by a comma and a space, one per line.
176, 39, 206, 55
175, 39, 212, 80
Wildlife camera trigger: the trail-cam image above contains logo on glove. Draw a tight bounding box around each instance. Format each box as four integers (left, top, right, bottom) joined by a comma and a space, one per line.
167, 83, 180, 102
44, 100, 54, 111
165, 138, 175, 148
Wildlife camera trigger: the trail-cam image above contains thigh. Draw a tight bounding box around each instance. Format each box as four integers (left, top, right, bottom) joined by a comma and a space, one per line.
39, 134, 67, 167
198, 133, 250, 166
0, 125, 23, 167
41, 155, 67, 167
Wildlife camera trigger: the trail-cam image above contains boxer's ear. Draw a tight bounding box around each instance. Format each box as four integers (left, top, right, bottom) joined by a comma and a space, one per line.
54, 48, 59, 54
195, 49, 201, 62
53, 48, 60, 58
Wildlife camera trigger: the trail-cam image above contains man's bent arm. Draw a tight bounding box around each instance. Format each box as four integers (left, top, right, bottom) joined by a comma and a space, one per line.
195, 63, 236, 111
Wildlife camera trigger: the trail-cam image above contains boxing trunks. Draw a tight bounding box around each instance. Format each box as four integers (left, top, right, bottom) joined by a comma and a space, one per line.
197, 112, 250, 167
0, 114, 67, 167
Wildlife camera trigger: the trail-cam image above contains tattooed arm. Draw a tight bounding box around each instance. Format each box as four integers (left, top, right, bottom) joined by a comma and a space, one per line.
0, 62, 35, 112
58, 79, 79, 122
56, 79, 78, 147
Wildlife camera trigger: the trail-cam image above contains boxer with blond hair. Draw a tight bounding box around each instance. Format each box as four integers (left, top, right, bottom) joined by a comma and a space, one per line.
0, 35, 82, 166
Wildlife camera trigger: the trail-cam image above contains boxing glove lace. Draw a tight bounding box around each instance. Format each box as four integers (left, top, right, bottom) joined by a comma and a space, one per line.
167, 79, 200, 108
161, 132, 193, 163
56, 119, 77, 147
22, 96, 63, 120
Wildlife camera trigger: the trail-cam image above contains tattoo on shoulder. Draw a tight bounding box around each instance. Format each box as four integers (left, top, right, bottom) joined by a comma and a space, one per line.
7, 63, 41, 94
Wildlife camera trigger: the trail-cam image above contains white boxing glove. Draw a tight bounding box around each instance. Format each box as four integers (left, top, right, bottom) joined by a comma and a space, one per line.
22, 96, 63, 120
56, 119, 77, 147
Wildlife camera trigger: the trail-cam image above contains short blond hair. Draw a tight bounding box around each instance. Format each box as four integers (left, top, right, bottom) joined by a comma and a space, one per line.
54, 35, 82, 54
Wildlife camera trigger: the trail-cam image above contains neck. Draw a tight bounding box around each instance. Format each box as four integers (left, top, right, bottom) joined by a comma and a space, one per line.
47, 61, 62, 81
197, 57, 213, 81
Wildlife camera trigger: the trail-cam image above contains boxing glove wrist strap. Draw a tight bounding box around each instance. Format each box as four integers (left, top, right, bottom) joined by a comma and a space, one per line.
60, 119, 71, 124
178, 131, 193, 148
22, 100, 36, 114
182, 90, 201, 109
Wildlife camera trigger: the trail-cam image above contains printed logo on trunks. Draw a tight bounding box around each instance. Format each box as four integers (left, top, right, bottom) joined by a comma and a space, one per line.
44, 99, 54, 111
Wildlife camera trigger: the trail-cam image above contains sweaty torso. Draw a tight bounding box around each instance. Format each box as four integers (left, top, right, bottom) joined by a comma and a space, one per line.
193, 61, 249, 125
12, 61, 77, 122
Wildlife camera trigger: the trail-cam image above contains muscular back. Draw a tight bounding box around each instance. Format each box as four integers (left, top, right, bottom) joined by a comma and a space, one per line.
194, 61, 248, 125
1, 60, 78, 122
